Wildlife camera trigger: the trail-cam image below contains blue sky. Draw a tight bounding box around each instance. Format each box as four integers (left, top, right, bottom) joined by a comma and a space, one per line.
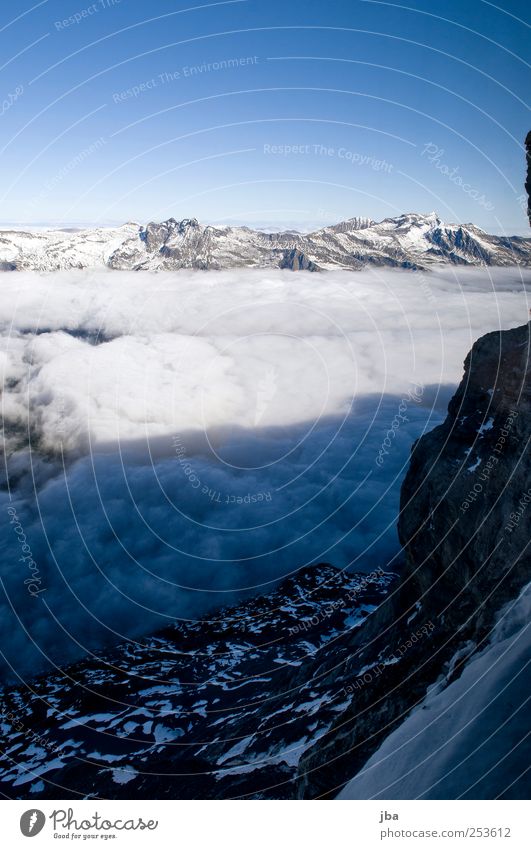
1, 0, 529, 231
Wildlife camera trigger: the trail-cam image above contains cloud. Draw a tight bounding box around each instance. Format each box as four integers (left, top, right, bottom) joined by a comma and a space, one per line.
0, 266, 529, 681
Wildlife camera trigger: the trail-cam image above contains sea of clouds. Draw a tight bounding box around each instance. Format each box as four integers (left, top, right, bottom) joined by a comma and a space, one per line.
0, 266, 529, 681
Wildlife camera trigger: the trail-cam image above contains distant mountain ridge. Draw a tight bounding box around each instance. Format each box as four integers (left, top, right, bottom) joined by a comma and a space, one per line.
1, 212, 530, 271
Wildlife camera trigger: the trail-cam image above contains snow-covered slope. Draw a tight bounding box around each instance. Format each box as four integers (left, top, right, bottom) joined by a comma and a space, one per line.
338, 581, 531, 800
1, 214, 530, 271
0, 223, 139, 271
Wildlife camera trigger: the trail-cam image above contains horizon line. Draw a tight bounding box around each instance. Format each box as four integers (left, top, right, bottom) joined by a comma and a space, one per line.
1, 211, 530, 238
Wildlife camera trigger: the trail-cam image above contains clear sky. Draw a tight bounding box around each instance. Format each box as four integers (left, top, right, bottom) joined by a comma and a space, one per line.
1, 0, 529, 232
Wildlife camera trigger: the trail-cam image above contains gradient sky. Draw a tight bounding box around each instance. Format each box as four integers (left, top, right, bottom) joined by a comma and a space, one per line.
1, 0, 529, 231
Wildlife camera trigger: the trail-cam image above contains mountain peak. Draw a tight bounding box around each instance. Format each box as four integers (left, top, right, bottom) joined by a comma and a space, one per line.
1, 213, 530, 272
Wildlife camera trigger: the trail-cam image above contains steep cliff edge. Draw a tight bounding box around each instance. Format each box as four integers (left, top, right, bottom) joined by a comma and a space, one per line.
338, 577, 531, 799
297, 320, 531, 798
398, 321, 530, 635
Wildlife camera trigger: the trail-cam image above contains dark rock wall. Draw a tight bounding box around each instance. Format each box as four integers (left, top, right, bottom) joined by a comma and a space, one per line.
297, 321, 531, 798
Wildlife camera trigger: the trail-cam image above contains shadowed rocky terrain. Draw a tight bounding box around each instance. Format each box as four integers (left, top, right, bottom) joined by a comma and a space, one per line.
0, 565, 397, 798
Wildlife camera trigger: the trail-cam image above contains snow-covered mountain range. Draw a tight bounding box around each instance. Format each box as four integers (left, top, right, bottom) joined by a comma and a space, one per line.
1, 213, 530, 271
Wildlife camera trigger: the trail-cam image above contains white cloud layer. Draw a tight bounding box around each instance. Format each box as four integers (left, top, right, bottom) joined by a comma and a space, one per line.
0, 267, 529, 680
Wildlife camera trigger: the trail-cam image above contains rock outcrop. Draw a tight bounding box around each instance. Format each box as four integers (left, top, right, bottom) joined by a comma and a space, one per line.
297, 320, 531, 797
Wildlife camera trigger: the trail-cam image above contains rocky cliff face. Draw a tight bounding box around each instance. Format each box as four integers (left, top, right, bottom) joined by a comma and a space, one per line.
399, 321, 530, 629
297, 320, 531, 797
